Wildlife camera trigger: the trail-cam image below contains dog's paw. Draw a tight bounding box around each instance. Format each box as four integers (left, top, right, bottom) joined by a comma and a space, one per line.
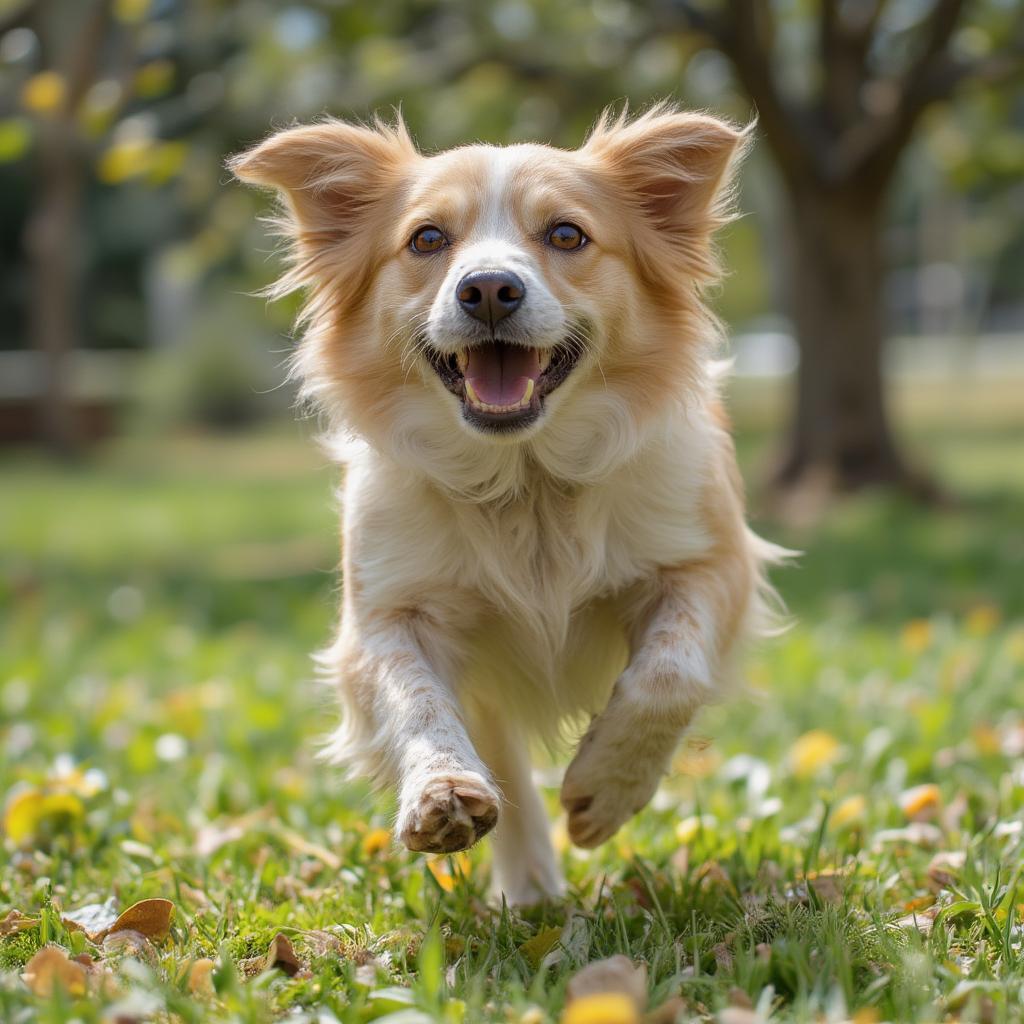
398, 771, 500, 854
560, 718, 673, 849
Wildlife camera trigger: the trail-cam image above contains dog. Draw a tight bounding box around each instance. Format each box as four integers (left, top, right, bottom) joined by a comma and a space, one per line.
231, 104, 782, 905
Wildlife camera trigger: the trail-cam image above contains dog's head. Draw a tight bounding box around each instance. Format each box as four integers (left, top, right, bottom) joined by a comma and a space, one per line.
232, 106, 743, 458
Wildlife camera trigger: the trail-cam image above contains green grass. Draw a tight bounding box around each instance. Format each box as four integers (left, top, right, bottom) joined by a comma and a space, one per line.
2, 391, 1024, 1023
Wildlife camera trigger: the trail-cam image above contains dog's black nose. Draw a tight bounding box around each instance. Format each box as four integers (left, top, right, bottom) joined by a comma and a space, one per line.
456, 270, 525, 326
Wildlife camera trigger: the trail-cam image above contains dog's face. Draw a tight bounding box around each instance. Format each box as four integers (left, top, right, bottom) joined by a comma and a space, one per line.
232, 107, 741, 446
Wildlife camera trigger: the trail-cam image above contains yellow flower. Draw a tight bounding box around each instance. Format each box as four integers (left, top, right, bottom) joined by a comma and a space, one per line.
561, 994, 639, 1024
901, 619, 933, 654
899, 783, 941, 821
3, 787, 84, 845
965, 604, 1000, 637
675, 814, 716, 844
114, 0, 151, 23
789, 730, 841, 778
134, 59, 175, 98
97, 139, 153, 184
831, 794, 867, 830
361, 827, 392, 857
427, 852, 471, 892
21, 72, 66, 115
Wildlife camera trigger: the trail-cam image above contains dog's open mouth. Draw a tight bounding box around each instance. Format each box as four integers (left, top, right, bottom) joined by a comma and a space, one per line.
424, 340, 581, 431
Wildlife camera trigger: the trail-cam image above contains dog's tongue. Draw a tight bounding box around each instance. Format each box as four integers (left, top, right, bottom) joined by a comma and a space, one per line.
465, 343, 540, 406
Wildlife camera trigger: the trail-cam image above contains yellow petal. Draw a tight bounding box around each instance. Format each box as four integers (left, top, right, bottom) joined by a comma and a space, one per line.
426, 852, 471, 892
561, 993, 639, 1024
965, 604, 1000, 637
361, 827, 392, 858
901, 618, 933, 654
4, 788, 84, 845
899, 784, 941, 821
831, 794, 867, 829
789, 730, 840, 778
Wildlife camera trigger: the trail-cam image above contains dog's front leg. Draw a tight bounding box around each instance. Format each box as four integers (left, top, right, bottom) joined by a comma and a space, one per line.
335, 611, 500, 854
560, 559, 750, 848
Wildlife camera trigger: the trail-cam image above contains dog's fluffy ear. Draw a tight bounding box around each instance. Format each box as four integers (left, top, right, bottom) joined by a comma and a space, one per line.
584, 104, 747, 285
584, 105, 744, 226
229, 117, 416, 238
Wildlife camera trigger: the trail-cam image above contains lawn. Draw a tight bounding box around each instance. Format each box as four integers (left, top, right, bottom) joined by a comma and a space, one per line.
2, 382, 1023, 1023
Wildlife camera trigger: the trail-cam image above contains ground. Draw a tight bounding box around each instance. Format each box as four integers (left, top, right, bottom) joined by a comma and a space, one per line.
1, 378, 1023, 1023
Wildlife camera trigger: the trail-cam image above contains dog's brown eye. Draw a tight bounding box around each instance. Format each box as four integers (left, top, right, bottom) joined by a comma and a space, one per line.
547, 223, 586, 251
411, 226, 448, 253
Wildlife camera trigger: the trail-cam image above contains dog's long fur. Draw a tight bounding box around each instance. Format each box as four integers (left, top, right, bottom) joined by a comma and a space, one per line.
232, 104, 784, 903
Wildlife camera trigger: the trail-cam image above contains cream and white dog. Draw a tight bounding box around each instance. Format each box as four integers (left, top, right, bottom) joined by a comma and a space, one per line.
232, 105, 782, 905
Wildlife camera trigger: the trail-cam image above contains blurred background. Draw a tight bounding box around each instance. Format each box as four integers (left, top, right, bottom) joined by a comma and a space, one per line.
0, 0, 1021, 492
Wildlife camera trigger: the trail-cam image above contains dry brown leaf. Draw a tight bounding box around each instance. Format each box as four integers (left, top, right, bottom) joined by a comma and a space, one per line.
644, 996, 687, 1024
566, 955, 647, 1012
240, 932, 305, 978
187, 957, 217, 997
0, 909, 39, 937
21, 945, 89, 998
275, 826, 342, 871
104, 898, 174, 943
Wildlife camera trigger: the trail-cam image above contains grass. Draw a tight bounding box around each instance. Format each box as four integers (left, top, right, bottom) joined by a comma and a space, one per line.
1, 385, 1023, 1023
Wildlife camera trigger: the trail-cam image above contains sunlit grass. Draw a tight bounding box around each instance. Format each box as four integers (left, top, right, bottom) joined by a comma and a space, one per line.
2, 392, 1023, 1022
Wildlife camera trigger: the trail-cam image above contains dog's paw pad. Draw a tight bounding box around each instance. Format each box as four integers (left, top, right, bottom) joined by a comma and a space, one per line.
399, 773, 499, 854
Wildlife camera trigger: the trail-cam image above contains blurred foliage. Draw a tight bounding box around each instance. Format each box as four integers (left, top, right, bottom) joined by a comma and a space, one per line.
0, 0, 1022, 384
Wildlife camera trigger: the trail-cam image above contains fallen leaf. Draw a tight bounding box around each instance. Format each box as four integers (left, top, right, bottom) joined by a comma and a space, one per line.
240, 932, 304, 977
101, 898, 174, 943
566, 955, 646, 1012
186, 958, 217, 997
644, 996, 687, 1023
519, 926, 562, 968
276, 826, 342, 871
63, 897, 119, 940
872, 823, 943, 848
562, 993, 640, 1024
21, 946, 89, 997
0, 909, 39, 936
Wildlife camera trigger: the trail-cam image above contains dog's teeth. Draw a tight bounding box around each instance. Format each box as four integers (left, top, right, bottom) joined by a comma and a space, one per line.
537, 349, 551, 373
465, 379, 480, 405
456, 349, 469, 373
522, 379, 534, 403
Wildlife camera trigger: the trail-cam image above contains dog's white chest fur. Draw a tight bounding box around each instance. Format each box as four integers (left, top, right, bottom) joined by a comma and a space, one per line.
342, 400, 717, 733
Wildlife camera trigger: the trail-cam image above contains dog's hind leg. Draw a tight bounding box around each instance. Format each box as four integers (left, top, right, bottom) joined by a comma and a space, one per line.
470, 710, 564, 906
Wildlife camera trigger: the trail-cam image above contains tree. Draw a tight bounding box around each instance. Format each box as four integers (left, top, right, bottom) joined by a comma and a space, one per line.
666, 0, 1024, 498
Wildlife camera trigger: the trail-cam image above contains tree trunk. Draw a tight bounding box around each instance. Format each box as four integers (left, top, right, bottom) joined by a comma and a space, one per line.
769, 187, 929, 500
24, 120, 83, 457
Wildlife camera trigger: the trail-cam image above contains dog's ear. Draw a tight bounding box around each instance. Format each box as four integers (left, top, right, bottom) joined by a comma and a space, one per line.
229, 118, 416, 241
584, 105, 745, 233
583, 105, 747, 286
